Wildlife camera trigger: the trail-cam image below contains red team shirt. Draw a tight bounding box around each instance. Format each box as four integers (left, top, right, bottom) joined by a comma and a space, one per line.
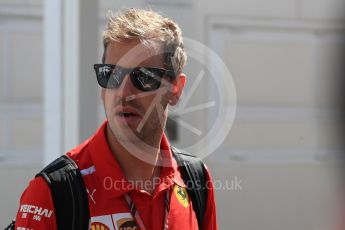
15, 121, 218, 230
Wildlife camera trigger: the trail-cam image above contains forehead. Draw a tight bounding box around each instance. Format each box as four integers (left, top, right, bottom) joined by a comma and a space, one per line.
104, 39, 165, 68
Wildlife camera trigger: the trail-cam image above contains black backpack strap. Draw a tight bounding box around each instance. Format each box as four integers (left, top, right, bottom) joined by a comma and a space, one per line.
4, 220, 15, 230
171, 146, 208, 229
35, 155, 90, 230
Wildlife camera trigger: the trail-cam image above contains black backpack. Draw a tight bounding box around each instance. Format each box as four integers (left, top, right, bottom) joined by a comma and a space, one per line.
6, 147, 208, 230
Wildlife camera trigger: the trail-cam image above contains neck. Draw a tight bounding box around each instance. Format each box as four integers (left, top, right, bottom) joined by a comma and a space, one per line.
106, 124, 162, 193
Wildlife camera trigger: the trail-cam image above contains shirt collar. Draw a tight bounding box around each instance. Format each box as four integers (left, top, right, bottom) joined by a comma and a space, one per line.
88, 120, 185, 199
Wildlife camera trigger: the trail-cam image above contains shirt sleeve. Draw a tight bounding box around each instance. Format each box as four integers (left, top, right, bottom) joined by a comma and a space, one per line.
14, 176, 57, 230
201, 164, 218, 230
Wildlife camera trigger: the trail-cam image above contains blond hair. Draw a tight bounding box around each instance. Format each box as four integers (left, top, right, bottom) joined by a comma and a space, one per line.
102, 8, 187, 74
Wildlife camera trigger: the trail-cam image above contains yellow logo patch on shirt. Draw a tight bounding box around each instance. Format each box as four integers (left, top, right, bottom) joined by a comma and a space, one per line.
90, 222, 110, 230
174, 185, 189, 208
90, 213, 137, 230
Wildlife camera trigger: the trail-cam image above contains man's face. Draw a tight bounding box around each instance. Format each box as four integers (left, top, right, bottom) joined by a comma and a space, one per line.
101, 39, 183, 148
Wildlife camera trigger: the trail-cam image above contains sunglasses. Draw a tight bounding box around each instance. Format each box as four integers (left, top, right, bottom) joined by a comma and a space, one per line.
94, 64, 176, 91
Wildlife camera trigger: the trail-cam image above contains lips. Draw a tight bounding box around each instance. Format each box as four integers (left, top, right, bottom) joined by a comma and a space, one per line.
114, 106, 142, 125
114, 106, 142, 117
118, 112, 136, 117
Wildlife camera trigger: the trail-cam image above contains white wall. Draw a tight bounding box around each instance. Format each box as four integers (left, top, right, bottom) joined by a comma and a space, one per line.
0, 2, 43, 225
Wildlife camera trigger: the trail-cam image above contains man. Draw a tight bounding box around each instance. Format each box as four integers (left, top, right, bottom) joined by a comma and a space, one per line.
14, 8, 217, 229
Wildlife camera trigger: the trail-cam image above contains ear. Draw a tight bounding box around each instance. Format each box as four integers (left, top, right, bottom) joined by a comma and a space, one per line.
169, 73, 186, 106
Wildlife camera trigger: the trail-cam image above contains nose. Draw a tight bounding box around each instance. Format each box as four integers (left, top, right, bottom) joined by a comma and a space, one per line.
117, 74, 137, 100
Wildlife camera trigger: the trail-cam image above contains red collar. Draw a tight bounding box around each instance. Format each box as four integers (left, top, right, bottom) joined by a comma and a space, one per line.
88, 120, 185, 199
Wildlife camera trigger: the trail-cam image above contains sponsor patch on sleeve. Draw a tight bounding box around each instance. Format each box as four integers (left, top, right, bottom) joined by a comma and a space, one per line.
19, 204, 53, 222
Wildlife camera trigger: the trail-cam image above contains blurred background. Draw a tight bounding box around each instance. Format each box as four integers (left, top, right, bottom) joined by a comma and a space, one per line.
1, 0, 345, 229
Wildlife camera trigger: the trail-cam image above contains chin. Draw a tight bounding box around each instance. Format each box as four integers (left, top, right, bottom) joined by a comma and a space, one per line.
110, 121, 143, 142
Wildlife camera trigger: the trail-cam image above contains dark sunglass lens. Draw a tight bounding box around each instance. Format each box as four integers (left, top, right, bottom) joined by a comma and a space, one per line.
109, 67, 129, 88
95, 65, 113, 88
95, 65, 129, 89
131, 68, 162, 91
